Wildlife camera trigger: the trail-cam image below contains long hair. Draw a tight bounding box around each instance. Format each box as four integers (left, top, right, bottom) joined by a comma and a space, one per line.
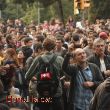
4, 48, 19, 66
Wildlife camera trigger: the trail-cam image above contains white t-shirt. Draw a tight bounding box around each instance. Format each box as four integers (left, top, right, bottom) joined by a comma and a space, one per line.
100, 58, 106, 72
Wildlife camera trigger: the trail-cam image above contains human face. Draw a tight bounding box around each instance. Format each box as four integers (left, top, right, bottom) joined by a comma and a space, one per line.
87, 37, 94, 46
26, 40, 33, 47
94, 42, 105, 55
107, 43, 110, 52
17, 51, 25, 59
75, 49, 87, 63
56, 40, 62, 49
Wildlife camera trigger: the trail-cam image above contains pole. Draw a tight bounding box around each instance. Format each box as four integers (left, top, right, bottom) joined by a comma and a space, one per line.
0, 10, 1, 18
82, 10, 85, 20
17, 4, 18, 19
38, 1, 40, 25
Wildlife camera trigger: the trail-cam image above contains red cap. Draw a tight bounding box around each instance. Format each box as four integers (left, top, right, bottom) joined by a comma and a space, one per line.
99, 32, 108, 40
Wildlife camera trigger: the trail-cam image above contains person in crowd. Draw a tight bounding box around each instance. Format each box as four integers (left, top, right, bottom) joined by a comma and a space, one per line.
53, 35, 68, 110
88, 38, 110, 78
19, 37, 33, 62
2, 48, 20, 92
105, 42, 110, 55
26, 42, 44, 71
49, 18, 56, 32
66, 16, 76, 28
4, 34, 16, 50
0, 45, 4, 65
25, 37, 64, 110
99, 31, 108, 40
71, 33, 81, 49
21, 36, 33, 48
54, 35, 67, 57
17, 49, 26, 69
90, 77, 110, 110
63, 32, 72, 45
80, 37, 88, 48
34, 34, 45, 44
62, 48, 103, 110
1, 16, 110, 110
17, 49, 28, 98
83, 36, 94, 57
0, 74, 29, 110
26, 43, 44, 97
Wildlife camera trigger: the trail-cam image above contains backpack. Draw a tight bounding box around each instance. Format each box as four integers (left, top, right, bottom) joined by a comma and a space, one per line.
36, 55, 59, 97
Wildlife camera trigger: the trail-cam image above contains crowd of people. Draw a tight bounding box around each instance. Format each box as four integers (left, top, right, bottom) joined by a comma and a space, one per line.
0, 16, 110, 110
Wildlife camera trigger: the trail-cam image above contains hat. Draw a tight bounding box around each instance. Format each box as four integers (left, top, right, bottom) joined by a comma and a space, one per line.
99, 32, 108, 40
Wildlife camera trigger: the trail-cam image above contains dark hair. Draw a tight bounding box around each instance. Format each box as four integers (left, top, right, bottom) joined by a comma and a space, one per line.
56, 34, 64, 43
33, 43, 43, 52
6, 34, 12, 44
35, 35, 45, 43
43, 37, 56, 51
22, 37, 32, 45
82, 38, 88, 47
0, 44, 4, 50
21, 46, 33, 61
72, 33, 80, 42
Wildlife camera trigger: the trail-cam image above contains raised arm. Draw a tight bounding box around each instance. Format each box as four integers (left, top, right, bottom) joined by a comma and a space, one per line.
62, 53, 75, 77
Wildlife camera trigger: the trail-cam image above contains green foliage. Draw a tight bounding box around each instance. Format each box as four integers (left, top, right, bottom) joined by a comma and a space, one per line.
2, 0, 74, 24
37, 0, 57, 7
62, 0, 73, 20
21, 4, 38, 24
6, 0, 35, 4
90, 0, 110, 22
2, 3, 25, 20
46, 0, 73, 22
0, 0, 6, 10
2, 0, 110, 24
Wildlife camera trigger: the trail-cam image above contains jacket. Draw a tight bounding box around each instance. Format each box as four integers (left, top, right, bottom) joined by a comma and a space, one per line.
62, 53, 104, 110
90, 77, 110, 110
25, 52, 64, 97
88, 54, 110, 78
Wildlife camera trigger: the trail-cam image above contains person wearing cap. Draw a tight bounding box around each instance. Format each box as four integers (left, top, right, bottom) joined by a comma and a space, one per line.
99, 31, 108, 40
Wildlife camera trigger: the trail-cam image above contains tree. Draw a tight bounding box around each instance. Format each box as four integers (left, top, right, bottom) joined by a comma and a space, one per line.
0, 0, 6, 10
1, 0, 74, 24
2, 3, 25, 20
37, 0, 57, 7
90, 0, 110, 22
